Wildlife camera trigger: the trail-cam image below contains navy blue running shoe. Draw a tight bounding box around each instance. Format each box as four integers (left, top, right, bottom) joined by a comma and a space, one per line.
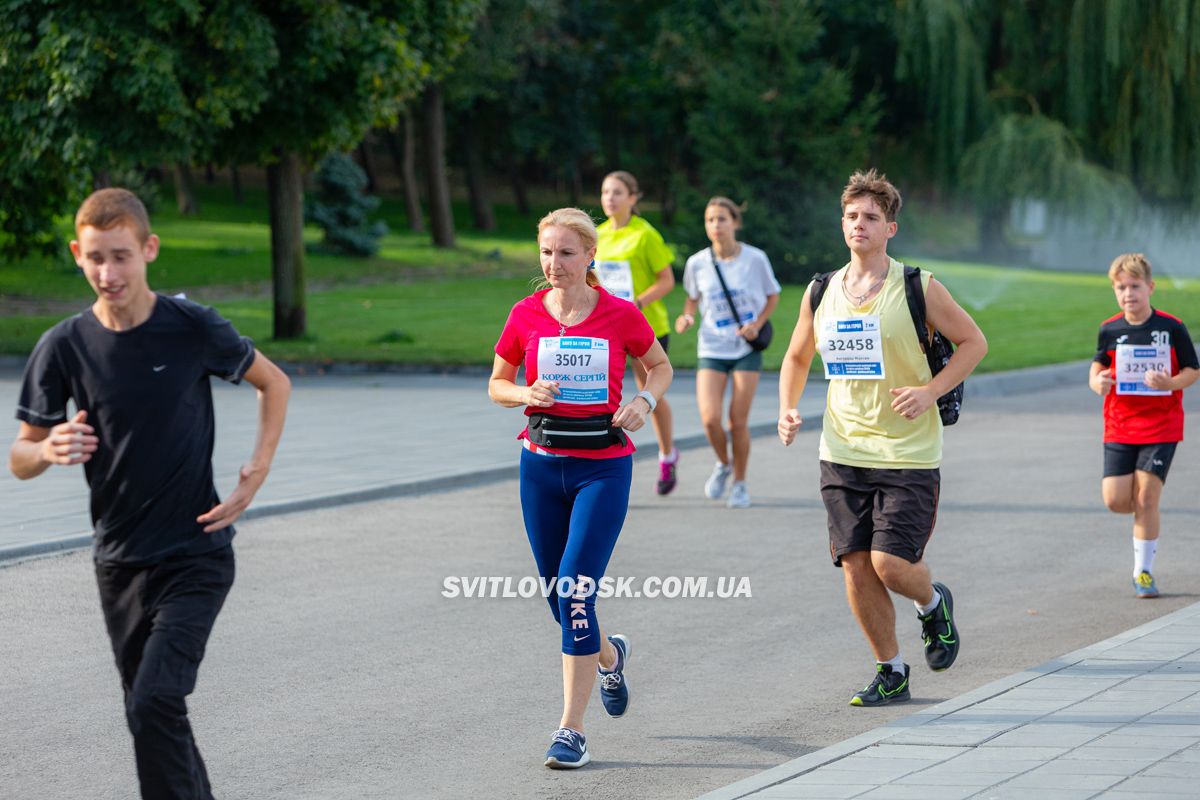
545, 727, 589, 769
920, 582, 960, 671
849, 663, 910, 707
598, 634, 630, 717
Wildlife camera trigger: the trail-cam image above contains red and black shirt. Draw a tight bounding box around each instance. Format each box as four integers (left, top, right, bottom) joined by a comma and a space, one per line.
1094, 309, 1199, 443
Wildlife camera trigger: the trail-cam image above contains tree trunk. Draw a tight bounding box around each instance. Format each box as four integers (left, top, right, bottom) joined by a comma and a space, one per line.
230, 164, 244, 204
508, 160, 529, 216
205, 162, 216, 183
357, 137, 379, 193
267, 150, 306, 339
462, 120, 496, 231
389, 115, 424, 232
422, 82, 455, 248
173, 162, 200, 215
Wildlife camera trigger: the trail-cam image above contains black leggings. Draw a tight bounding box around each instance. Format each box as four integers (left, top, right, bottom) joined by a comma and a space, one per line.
95, 545, 235, 800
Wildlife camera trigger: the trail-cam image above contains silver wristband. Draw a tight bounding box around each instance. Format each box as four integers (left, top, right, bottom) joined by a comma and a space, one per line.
635, 389, 657, 413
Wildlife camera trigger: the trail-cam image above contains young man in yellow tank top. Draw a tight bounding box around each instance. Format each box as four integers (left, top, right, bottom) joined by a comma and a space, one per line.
777, 170, 987, 706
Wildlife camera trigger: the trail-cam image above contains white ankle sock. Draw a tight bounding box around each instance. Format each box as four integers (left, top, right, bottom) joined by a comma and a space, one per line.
915, 588, 942, 616
1134, 538, 1158, 576
660, 448, 678, 464
880, 655, 906, 675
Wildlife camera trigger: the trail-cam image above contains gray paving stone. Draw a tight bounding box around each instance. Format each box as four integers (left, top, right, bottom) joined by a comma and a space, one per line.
794, 758, 936, 783
887, 723, 1023, 747
1115, 775, 1200, 793
980, 722, 1114, 748
751, 784, 876, 799
1002, 769, 1124, 792
856, 744, 972, 760
1031, 758, 1167, 776
855, 786, 980, 800
963, 788, 1100, 800
1142, 759, 1200, 777
893, 769, 1014, 787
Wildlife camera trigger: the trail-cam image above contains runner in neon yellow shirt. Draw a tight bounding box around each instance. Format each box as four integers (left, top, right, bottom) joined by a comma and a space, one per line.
596, 170, 679, 494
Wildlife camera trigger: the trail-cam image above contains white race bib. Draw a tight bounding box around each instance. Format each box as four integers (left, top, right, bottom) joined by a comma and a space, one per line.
596, 260, 635, 302
820, 316, 884, 379
1115, 343, 1171, 396
537, 337, 610, 404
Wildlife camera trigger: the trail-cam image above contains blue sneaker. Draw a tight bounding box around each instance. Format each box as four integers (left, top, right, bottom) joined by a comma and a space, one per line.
598, 634, 630, 717
545, 727, 590, 769
1134, 571, 1160, 598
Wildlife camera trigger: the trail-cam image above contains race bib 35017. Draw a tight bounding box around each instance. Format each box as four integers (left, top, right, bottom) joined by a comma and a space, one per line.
537, 337, 611, 403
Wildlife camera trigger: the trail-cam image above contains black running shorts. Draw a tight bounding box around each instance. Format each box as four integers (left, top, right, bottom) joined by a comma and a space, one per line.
1103, 441, 1177, 483
819, 460, 940, 566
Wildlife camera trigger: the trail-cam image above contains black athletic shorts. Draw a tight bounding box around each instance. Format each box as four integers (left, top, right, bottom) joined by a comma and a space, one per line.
657, 334, 670, 354
819, 460, 940, 566
1103, 441, 1177, 483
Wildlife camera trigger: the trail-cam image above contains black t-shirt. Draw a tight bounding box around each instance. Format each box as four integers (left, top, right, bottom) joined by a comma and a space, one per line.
16, 294, 255, 564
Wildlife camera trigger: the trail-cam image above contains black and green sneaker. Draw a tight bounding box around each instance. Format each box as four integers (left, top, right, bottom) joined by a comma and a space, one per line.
849, 663, 910, 707
919, 581, 959, 671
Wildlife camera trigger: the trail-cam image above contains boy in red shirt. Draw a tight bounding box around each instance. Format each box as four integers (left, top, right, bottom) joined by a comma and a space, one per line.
1090, 253, 1199, 597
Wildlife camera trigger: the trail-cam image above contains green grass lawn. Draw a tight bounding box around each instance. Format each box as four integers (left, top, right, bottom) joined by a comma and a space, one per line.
3, 184, 1194, 372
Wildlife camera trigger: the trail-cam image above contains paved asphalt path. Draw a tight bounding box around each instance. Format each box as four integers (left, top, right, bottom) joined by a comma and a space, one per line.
3, 381, 1200, 799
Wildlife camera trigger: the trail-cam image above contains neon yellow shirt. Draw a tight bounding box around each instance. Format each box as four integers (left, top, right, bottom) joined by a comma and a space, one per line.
596, 215, 674, 337
814, 258, 942, 468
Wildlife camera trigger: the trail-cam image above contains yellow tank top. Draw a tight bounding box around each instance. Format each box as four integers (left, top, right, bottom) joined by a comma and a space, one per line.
814, 259, 942, 468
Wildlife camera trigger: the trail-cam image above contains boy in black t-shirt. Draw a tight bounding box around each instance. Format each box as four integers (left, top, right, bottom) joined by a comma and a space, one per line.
1089, 253, 1199, 598
9, 188, 291, 799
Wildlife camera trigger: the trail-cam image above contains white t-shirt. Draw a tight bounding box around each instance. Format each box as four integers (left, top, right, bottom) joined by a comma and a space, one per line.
683, 243, 782, 360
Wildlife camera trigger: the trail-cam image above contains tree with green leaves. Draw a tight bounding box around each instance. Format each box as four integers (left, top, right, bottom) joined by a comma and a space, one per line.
668, 0, 879, 280
891, 0, 1191, 251
0, 0, 275, 259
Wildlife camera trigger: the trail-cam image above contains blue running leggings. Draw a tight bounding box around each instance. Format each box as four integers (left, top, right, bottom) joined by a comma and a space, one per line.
519, 449, 632, 655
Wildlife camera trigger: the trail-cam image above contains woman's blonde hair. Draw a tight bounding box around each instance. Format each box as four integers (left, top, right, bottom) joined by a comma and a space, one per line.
536, 208, 601, 288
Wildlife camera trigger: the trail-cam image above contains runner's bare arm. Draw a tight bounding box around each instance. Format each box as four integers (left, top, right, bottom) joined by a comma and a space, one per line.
740, 292, 780, 340
9, 412, 98, 479
196, 350, 290, 533
489, 354, 559, 409
1145, 365, 1200, 392
637, 265, 675, 309
778, 284, 817, 446
921, 278, 988, 394
675, 296, 700, 333
1089, 360, 1114, 396
613, 338, 672, 431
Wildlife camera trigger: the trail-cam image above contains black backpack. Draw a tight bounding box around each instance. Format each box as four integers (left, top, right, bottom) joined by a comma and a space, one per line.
809, 265, 963, 426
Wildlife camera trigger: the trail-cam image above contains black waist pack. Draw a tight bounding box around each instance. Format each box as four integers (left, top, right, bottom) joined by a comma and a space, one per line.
527, 413, 628, 449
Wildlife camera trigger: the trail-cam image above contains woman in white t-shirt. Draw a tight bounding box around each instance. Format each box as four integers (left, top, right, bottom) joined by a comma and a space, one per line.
675, 197, 781, 508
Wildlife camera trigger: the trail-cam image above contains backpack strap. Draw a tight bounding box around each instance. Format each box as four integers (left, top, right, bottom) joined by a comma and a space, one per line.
808, 271, 835, 313
902, 264, 931, 352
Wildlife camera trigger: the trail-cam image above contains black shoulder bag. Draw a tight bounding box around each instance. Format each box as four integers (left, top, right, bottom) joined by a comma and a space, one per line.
710, 247, 772, 352
808, 265, 963, 425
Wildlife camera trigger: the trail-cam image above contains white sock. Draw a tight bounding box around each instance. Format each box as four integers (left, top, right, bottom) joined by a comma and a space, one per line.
915, 588, 942, 617
1134, 538, 1158, 577
660, 448, 678, 464
880, 655, 906, 676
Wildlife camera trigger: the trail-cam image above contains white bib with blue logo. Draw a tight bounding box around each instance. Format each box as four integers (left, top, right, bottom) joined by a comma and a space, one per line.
537, 337, 611, 403
819, 315, 884, 379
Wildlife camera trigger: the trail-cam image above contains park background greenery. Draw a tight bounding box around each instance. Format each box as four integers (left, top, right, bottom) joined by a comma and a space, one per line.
5, 0, 1200, 370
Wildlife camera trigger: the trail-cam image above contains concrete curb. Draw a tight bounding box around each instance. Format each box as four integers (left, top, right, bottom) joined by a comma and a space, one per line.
0, 359, 1090, 566
0, 420, 793, 566
694, 599, 1200, 800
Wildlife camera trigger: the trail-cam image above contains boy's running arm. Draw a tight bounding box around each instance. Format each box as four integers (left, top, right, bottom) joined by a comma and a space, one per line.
9, 411, 98, 479
1145, 366, 1200, 392
778, 284, 818, 445
891, 278, 988, 420
196, 350, 291, 533
1089, 360, 1116, 396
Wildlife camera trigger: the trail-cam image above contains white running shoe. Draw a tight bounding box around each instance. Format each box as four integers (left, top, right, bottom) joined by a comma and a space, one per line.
727, 481, 750, 509
704, 462, 732, 499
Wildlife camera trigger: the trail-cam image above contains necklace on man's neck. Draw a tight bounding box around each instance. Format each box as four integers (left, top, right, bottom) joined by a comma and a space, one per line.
841, 271, 887, 305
